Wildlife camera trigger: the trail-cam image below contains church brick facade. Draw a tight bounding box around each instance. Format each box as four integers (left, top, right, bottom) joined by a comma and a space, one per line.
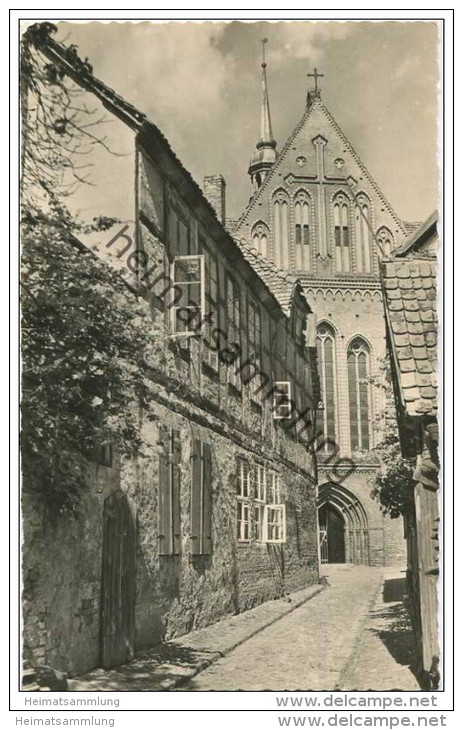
234, 80, 412, 568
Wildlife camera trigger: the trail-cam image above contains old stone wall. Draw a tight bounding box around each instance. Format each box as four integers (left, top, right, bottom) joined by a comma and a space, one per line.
22, 130, 319, 678
22, 461, 119, 676
22, 388, 318, 677
382, 513, 407, 567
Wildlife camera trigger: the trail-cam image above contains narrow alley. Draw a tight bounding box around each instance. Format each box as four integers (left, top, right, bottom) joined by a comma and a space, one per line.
71, 565, 421, 692
183, 565, 420, 692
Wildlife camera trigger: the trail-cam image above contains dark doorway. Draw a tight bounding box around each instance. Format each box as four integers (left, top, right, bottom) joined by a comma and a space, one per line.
100, 491, 136, 668
319, 504, 346, 564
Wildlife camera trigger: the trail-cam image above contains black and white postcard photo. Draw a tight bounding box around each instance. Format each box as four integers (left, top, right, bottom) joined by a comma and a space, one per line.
10, 8, 454, 728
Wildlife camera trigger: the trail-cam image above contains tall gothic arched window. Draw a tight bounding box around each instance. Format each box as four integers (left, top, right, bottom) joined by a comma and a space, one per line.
251, 222, 269, 258
333, 193, 351, 273
354, 195, 372, 273
316, 323, 337, 446
273, 190, 290, 270
294, 191, 311, 270
376, 226, 394, 258
347, 338, 372, 452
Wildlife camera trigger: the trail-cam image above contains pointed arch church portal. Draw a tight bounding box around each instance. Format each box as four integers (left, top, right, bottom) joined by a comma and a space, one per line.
318, 483, 370, 565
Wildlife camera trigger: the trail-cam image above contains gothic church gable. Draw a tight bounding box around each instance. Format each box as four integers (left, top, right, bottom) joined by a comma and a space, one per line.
236, 98, 408, 276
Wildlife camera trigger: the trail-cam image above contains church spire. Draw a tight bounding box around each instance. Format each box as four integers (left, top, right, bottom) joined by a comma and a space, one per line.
248, 39, 277, 191
259, 38, 275, 147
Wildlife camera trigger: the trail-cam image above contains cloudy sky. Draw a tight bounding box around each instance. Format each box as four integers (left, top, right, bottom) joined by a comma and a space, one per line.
54, 20, 439, 223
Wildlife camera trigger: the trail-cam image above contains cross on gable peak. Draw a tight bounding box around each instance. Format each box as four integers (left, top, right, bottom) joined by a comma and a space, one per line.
307, 67, 324, 103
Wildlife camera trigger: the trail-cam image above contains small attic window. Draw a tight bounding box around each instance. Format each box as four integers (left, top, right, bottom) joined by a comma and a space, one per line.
272, 381, 292, 420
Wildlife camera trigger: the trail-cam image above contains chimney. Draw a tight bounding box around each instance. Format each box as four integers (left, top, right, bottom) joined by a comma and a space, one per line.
203, 175, 226, 225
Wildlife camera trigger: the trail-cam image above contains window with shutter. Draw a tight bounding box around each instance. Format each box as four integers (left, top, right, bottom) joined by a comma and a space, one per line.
158, 429, 181, 556
169, 207, 190, 257
191, 440, 213, 555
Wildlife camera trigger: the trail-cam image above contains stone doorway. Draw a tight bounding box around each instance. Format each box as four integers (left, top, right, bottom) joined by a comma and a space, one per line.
318, 482, 370, 565
319, 503, 346, 563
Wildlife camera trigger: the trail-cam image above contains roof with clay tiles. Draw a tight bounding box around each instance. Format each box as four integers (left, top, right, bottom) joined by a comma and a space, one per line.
381, 257, 438, 418
394, 211, 438, 258
31, 26, 308, 323
233, 238, 307, 315
401, 220, 423, 237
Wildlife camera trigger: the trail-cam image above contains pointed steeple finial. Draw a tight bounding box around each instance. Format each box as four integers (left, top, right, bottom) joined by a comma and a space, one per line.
261, 37, 267, 66
258, 38, 275, 147
248, 39, 277, 191
307, 67, 324, 105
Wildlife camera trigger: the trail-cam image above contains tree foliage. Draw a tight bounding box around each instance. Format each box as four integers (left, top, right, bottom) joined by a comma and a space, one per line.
21, 24, 120, 210
369, 359, 415, 519
21, 26, 159, 516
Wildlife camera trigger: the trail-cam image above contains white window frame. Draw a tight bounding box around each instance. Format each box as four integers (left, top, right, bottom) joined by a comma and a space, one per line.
269, 472, 280, 502
263, 472, 286, 544
273, 381, 292, 420
170, 254, 205, 336
236, 459, 251, 542
263, 504, 286, 544
254, 464, 267, 541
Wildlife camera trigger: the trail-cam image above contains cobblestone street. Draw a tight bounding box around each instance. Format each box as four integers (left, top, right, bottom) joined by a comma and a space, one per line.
183, 565, 421, 691
70, 564, 421, 692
